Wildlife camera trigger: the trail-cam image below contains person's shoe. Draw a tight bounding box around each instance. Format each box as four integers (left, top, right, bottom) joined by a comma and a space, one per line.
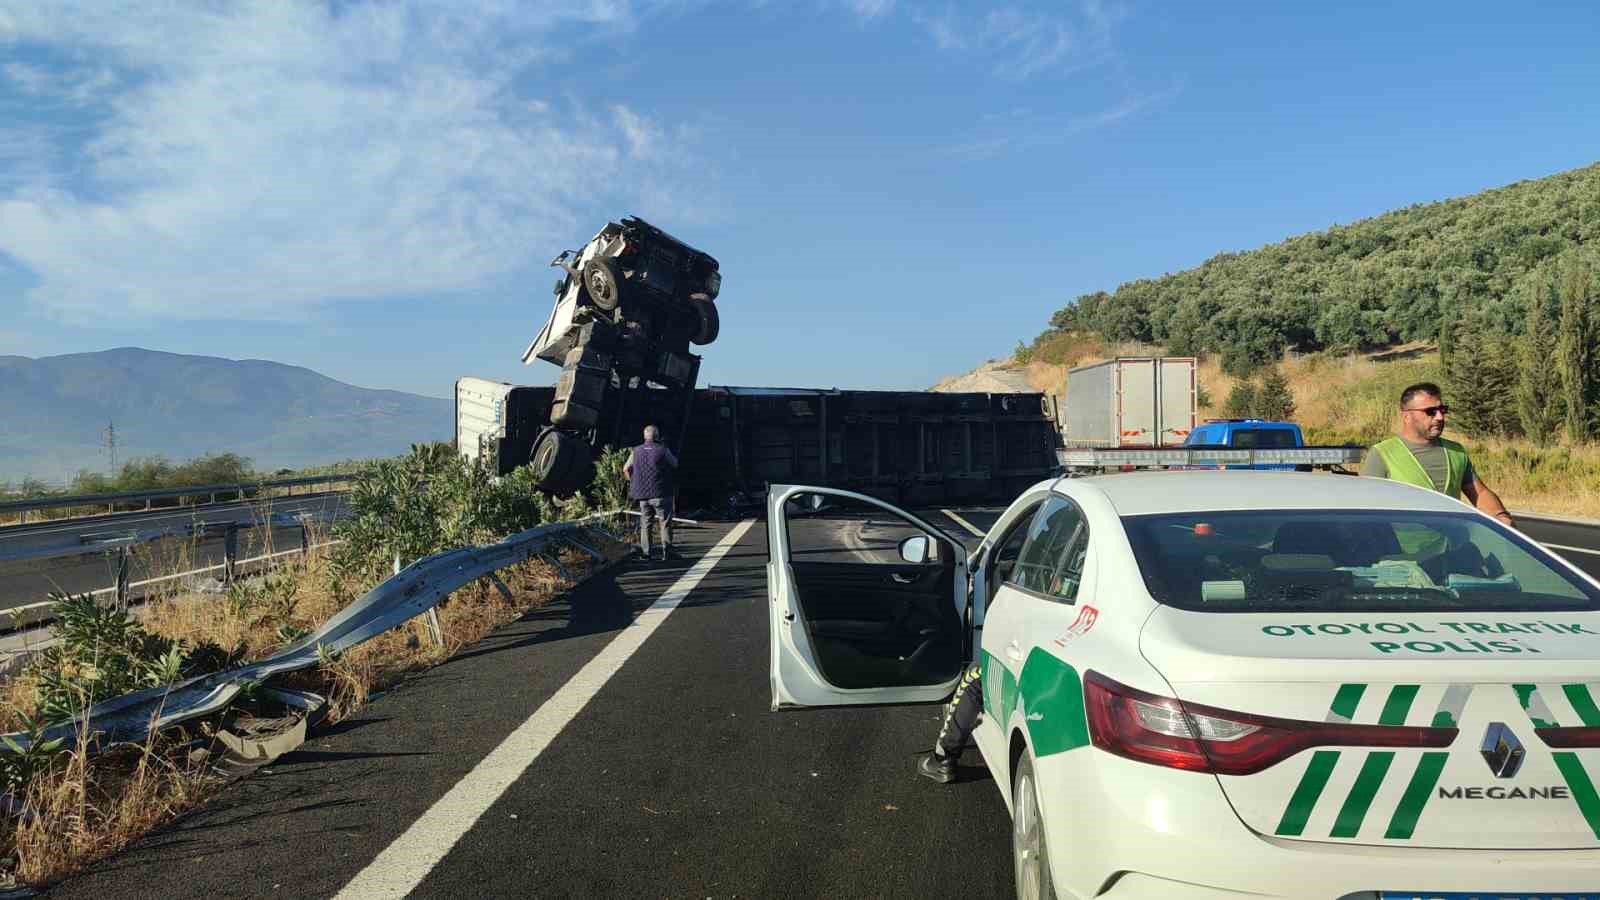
917, 751, 956, 784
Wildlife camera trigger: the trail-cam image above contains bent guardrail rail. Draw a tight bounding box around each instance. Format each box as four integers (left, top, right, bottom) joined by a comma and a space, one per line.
0, 514, 626, 754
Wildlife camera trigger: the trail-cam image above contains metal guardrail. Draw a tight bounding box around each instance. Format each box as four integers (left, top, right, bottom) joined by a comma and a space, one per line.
3, 514, 346, 633
0, 514, 628, 753
0, 473, 353, 519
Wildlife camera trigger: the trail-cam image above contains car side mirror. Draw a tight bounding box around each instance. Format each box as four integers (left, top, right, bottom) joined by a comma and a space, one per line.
899, 535, 932, 565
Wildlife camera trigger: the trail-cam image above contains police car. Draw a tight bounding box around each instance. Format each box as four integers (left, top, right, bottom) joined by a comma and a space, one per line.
766, 472, 1600, 900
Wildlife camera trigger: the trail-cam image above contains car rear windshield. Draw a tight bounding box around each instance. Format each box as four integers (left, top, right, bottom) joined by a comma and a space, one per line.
1122, 509, 1600, 613
1229, 428, 1297, 449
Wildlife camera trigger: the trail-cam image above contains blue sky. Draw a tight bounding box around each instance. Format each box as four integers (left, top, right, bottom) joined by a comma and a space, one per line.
1, 1, 1598, 399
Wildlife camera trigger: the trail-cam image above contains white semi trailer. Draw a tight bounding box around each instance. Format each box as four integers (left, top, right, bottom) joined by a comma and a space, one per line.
1061, 356, 1197, 448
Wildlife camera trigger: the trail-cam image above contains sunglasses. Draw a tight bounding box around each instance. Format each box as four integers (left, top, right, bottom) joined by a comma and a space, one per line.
1403, 404, 1449, 417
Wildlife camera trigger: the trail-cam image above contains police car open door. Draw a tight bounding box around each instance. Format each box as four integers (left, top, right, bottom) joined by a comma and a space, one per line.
767, 484, 971, 709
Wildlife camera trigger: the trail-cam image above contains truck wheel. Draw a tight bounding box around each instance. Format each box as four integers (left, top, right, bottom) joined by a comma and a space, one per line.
582, 258, 622, 311
690, 297, 719, 346
530, 429, 578, 491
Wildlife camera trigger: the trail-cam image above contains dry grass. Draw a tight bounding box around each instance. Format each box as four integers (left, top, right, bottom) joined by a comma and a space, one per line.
10, 729, 219, 886
1020, 331, 1167, 402
0, 518, 629, 887
1202, 347, 1600, 519
1043, 337, 1600, 519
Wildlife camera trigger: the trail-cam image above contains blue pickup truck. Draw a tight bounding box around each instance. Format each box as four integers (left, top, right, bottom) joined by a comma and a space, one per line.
1180, 418, 1308, 470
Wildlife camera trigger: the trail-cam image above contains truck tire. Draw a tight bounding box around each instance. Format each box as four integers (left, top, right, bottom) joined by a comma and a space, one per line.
582, 258, 622, 311
530, 428, 583, 494
690, 297, 719, 346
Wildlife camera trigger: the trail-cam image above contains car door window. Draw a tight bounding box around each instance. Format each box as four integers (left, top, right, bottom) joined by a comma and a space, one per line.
1046, 513, 1090, 603
987, 501, 1043, 602
780, 490, 963, 689
1007, 496, 1083, 597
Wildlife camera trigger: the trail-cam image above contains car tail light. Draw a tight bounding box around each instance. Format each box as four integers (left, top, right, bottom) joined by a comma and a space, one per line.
1537, 727, 1600, 748
1083, 671, 1456, 776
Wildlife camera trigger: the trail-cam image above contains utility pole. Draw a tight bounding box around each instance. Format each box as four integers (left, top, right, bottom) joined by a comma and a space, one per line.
104, 419, 117, 471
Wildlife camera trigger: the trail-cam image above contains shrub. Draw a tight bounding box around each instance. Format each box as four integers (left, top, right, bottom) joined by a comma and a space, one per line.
1222, 381, 1258, 418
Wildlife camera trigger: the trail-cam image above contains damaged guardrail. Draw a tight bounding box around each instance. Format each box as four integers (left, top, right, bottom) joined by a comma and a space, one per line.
0, 514, 627, 754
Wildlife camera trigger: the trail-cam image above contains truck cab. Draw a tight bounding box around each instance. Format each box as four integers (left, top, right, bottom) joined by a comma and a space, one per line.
1182, 419, 1307, 470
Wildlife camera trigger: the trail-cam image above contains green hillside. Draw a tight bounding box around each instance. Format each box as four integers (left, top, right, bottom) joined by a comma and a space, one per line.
1043, 161, 1600, 378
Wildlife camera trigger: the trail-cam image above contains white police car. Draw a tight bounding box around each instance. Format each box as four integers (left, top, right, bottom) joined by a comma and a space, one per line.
766, 472, 1600, 900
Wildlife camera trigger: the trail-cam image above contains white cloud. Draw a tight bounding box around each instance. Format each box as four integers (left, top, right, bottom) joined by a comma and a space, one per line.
0, 0, 718, 322
910, 1, 1121, 79
612, 105, 664, 159
936, 88, 1178, 161
846, 0, 895, 21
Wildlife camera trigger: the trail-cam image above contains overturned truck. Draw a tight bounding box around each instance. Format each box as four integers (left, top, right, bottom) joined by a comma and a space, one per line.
515, 216, 721, 495
457, 379, 1064, 510
468, 214, 1062, 506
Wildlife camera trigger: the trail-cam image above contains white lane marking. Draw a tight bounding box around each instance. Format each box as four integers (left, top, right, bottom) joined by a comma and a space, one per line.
940, 508, 985, 538
1541, 542, 1600, 558
333, 519, 756, 900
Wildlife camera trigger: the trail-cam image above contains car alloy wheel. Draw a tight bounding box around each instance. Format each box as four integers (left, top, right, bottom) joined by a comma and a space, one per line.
1012, 754, 1055, 900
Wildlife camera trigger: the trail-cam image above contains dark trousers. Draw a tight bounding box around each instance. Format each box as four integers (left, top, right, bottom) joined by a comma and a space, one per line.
638, 497, 673, 555
936, 663, 983, 758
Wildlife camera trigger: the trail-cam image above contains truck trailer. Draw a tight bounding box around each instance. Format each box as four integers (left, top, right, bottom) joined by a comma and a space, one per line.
455, 378, 1064, 510
1062, 356, 1197, 448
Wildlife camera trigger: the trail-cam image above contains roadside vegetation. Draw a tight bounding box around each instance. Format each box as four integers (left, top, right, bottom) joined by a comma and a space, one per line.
1003, 329, 1600, 518
994, 159, 1600, 519
0, 444, 633, 887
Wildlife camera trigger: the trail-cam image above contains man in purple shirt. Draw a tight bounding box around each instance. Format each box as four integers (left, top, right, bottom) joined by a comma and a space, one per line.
623, 425, 679, 560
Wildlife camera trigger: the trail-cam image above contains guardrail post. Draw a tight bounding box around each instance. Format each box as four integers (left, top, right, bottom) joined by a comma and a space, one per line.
300, 521, 310, 558
114, 546, 131, 612
394, 552, 444, 647
223, 525, 239, 585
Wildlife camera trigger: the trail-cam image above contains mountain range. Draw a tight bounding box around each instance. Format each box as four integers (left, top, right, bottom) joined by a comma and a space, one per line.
0, 348, 453, 483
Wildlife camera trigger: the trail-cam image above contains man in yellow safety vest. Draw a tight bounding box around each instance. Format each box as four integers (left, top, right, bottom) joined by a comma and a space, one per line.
1361, 381, 1514, 528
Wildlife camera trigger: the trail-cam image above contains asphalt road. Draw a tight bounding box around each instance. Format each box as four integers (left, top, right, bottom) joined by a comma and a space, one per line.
29, 501, 1600, 898
46, 509, 1014, 900
1511, 513, 1600, 580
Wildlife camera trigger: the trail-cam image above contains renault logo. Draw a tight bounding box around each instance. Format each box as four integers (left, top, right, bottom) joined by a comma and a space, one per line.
1481, 722, 1526, 778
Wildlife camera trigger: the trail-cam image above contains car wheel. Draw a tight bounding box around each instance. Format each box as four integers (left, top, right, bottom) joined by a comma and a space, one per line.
1012, 753, 1057, 900
690, 297, 719, 346
582, 258, 622, 311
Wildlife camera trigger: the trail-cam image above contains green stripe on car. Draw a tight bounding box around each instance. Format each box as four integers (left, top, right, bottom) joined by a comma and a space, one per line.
1331, 751, 1396, 838
1383, 751, 1448, 839
985, 649, 1089, 759
1275, 751, 1339, 836
1274, 683, 1369, 836
1327, 683, 1366, 723
1327, 685, 1418, 838
1554, 753, 1600, 840
1563, 684, 1600, 727
1382, 685, 1473, 839
1018, 649, 1089, 756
